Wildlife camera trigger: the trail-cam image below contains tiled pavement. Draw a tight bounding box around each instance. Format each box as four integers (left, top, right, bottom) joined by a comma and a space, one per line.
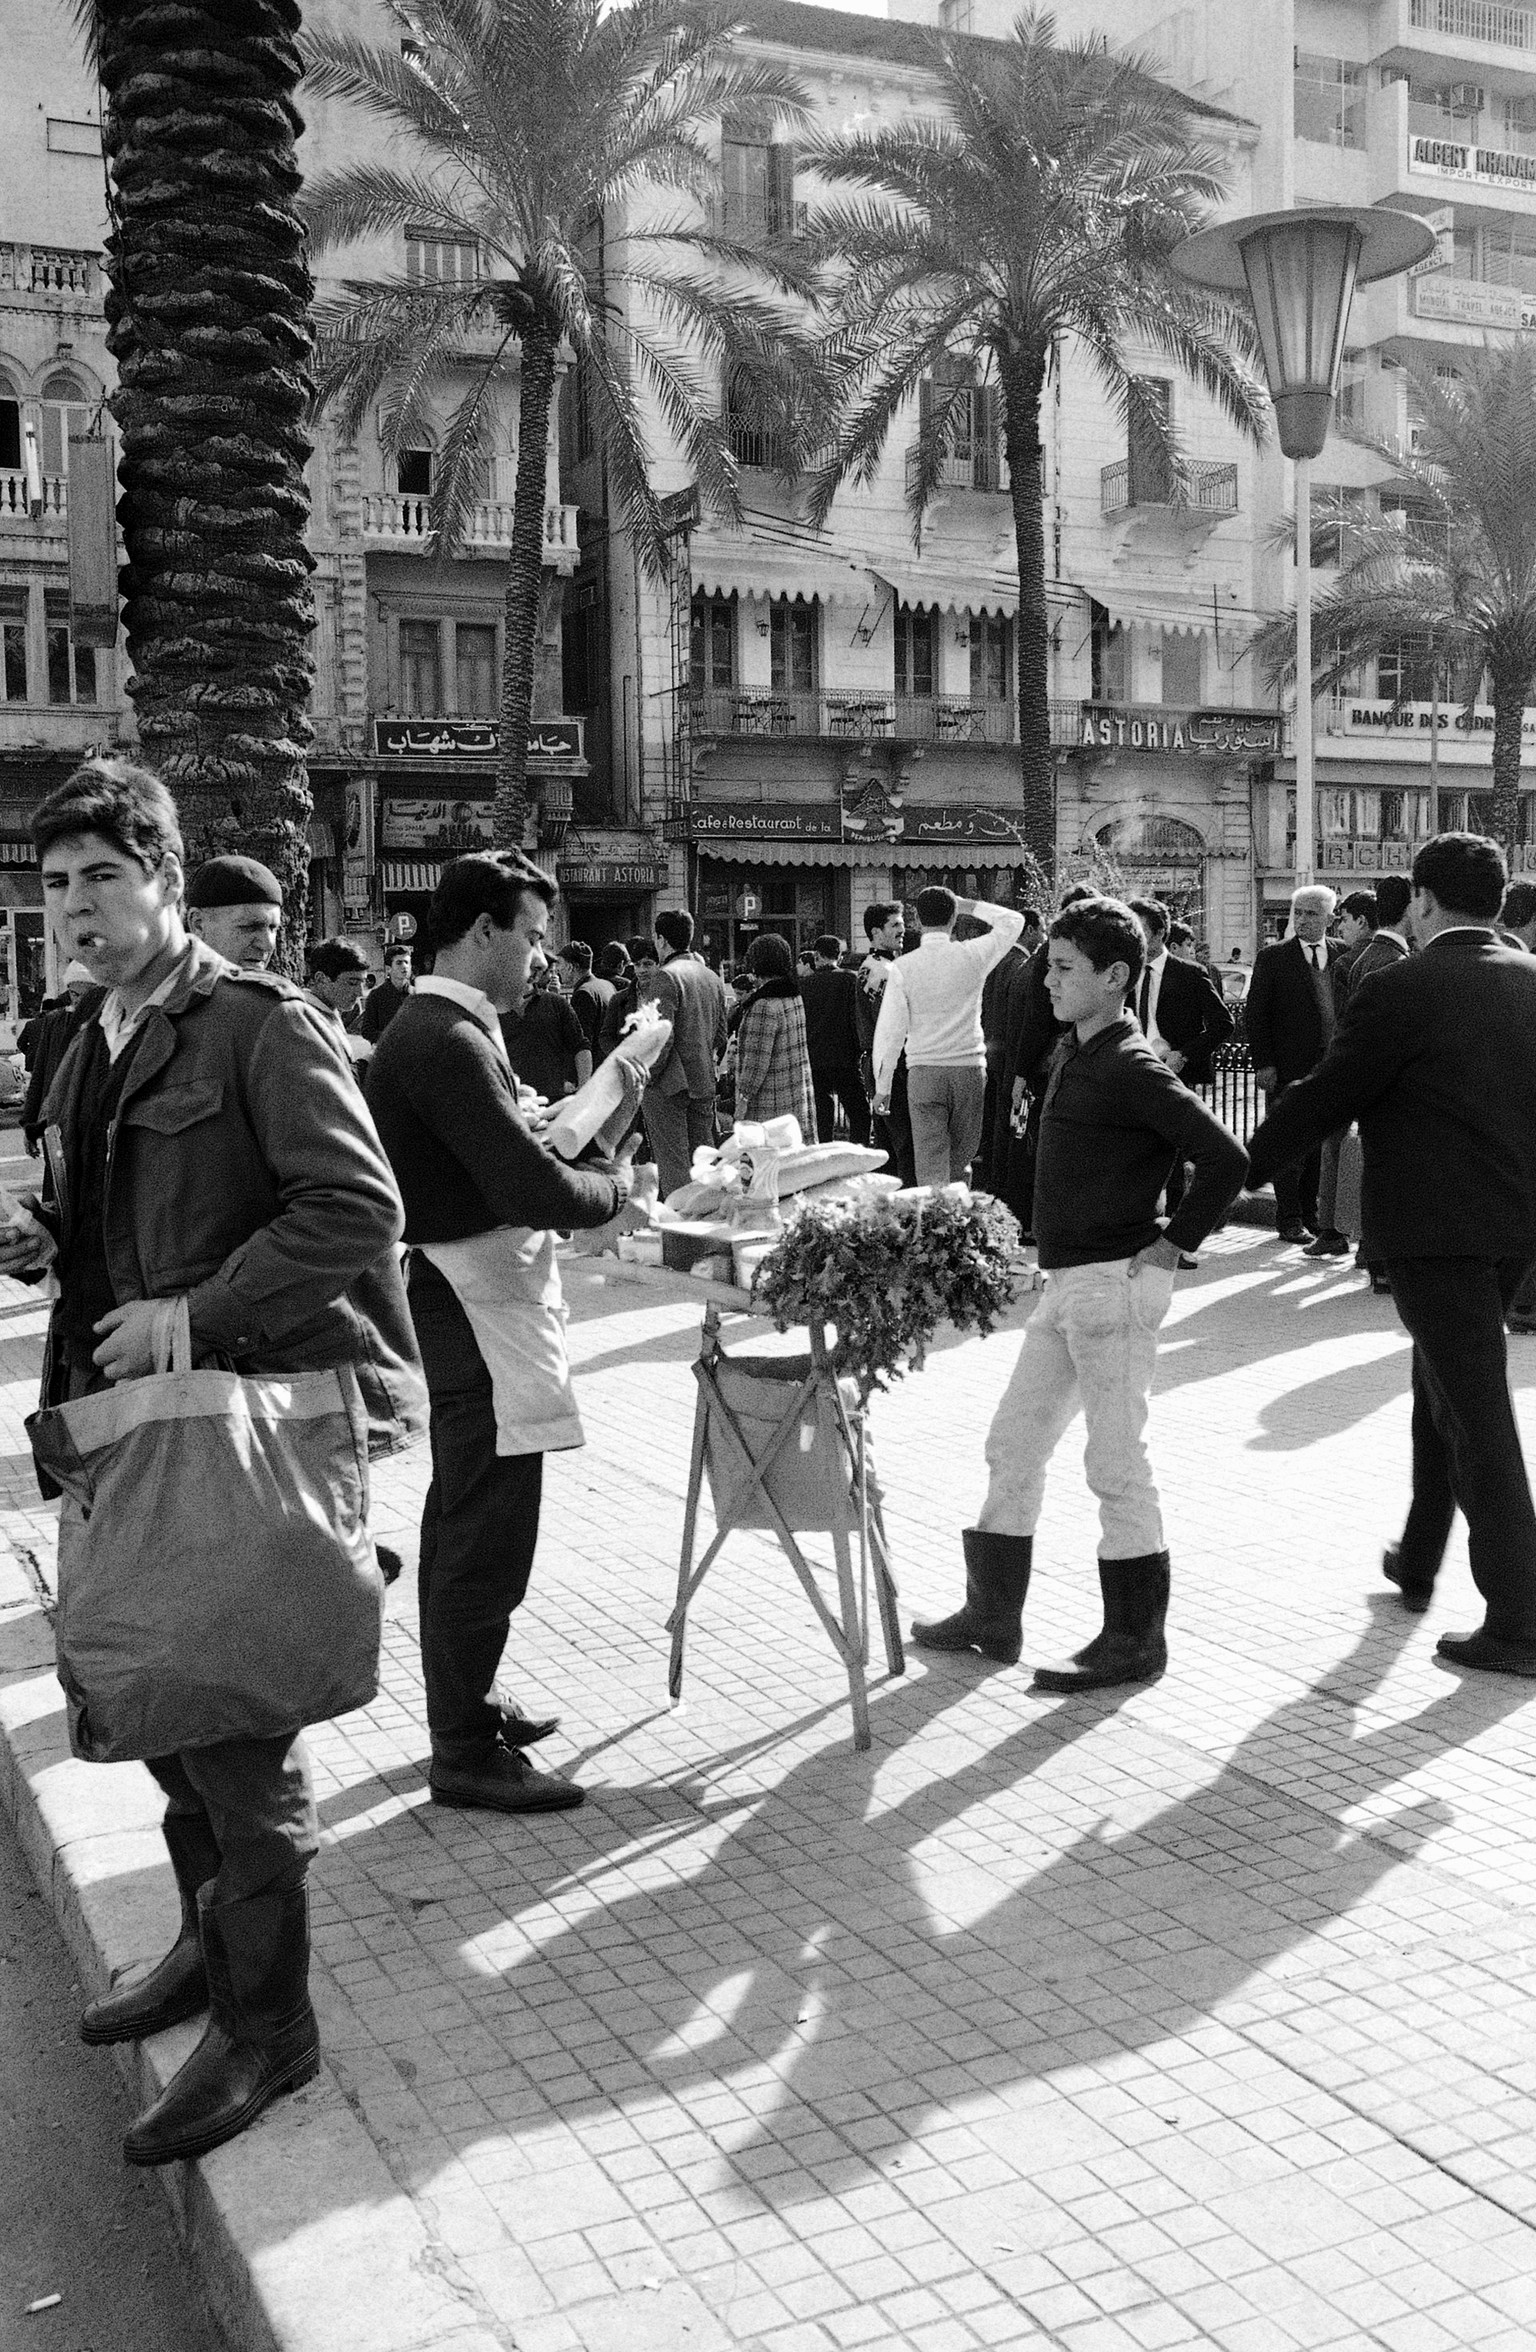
5, 1130, 1536, 2351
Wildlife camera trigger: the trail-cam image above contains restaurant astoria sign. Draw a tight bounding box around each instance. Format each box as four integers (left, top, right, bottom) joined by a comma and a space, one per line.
1077, 704, 1283, 755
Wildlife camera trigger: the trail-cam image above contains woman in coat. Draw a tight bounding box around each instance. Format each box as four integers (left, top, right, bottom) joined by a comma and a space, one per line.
731, 933, 818, 1139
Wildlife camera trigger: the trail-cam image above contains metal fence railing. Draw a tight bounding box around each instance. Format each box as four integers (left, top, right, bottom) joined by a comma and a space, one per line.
1198, 1041, 1263, 1147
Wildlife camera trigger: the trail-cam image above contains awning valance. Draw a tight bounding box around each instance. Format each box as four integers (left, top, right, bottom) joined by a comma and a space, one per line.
380, 859, 442, 892
872, 564, 1019, 621
1083, 583, 1242, 638
693, 540, 876, 607
697, 839, 1036, 868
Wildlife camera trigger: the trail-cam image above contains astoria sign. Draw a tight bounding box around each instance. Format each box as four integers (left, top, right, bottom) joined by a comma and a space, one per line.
1077, 704, 1283, 755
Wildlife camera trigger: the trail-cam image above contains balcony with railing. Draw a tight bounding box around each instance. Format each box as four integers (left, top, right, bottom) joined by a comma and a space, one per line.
706, 194, 809, 244
360, 494, 579, 563
903, 442, 1011, 496
893, 694, 1016, 745
0, 243, 100, 297
1409, 0, 1535, 49
0, 471, 67, 525
1101, 458, 1239, 519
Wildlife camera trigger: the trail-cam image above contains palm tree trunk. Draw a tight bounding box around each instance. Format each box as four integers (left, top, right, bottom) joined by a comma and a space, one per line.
96, 0, 316, 973
1490, 664, 1526, 856
1000, 348, 1053, 881
494, 314, 560, 848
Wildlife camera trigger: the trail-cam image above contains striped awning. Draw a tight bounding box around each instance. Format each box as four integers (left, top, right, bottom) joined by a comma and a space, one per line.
380, 859, 442, 892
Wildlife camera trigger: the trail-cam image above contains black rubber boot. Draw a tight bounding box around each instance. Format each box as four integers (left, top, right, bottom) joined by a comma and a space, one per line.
123, 1884, 320, 2167
81, 1811, 220, 2046
911, 1530, 1032, 1665
1032, 1552, 1170, 1692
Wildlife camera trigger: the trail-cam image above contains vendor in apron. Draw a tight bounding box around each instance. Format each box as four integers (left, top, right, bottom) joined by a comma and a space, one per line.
367, 851, 635, 1814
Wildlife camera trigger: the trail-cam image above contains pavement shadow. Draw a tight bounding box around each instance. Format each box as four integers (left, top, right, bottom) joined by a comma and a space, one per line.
303, 1593, 1530, 2231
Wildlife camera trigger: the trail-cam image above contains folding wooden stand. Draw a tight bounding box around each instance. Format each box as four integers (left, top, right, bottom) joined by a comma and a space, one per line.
666, 1305, 904, 1750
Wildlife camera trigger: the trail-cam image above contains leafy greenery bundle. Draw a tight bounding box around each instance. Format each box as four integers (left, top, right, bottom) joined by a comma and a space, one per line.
752, 1192, 1021, 1403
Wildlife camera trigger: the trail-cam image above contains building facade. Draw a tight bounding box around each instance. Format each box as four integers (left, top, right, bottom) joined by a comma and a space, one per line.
1043, 0, 1536, 931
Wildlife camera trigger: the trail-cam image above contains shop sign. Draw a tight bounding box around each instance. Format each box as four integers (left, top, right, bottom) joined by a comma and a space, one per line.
557, 856, 669, 891
1412, 275, 1536, 331
692, 802, 842, 839
1407, 133, 1536, 190
381, 797, 496, 852
342, 854, 371, 915
1408, 206, 1455, 279
373, 718, 584, 764
901, 803, 1025, 846
1335, 699, 1536, 741
1077, 704, 1282, 755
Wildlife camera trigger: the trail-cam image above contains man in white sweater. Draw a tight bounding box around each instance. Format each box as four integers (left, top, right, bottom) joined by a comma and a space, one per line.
872, 887, 1026, 1186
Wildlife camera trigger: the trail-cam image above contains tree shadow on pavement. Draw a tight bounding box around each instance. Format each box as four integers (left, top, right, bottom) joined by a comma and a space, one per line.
309, 1593, 1527, 2226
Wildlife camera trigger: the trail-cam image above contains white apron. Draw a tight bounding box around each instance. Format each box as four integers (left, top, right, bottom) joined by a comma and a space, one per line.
420, 1226, 583, 1457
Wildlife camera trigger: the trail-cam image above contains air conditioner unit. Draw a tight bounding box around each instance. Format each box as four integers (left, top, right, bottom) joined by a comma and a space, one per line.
1510, 96, 1536, 132
1446, 83, 1484, 114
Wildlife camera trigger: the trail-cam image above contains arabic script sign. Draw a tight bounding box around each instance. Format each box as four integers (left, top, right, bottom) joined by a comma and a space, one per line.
373, 718, 584, 764
381, 798, 497, 853
1078, 705, 1282, 756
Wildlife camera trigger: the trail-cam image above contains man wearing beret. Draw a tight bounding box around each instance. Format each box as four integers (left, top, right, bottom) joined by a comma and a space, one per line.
185, 854, 284, 971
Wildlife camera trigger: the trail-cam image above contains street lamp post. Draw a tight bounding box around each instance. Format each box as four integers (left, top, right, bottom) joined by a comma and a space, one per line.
1173, 207, 1434, 888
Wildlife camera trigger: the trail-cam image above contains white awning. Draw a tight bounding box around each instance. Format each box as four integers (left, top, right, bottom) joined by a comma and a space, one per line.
871, 563, 1020, 620
697, 839, 1037, 868
693, 540, 878, 607
1084, 582, 1242, 637
380, 859, 442, 892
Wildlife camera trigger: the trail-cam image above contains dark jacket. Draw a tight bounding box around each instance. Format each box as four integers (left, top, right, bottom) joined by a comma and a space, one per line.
38, 940, 424, 1448
799, 963, 862, 1073
1243, 936, 1337, 1084
569, 972, 614, 1055
981, 944, 1030, 1071
1139, 952, 1235, 1088
1246, 928, 1536, 1263
360, 975, 412, 1042
643, 952, 727, 1100
23, 996, 93, 1146
366, 991, 622, 1243
1346, 929, 1410, 994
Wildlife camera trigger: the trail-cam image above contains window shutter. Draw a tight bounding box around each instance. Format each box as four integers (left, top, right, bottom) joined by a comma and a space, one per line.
768, 143, 796, 236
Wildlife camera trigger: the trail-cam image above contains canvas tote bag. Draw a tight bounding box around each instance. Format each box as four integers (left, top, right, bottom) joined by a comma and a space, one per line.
28, 1299, 384, 1762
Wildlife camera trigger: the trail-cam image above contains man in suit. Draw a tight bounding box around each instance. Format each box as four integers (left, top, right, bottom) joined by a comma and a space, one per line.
640, 907, 727, 1195
1500, 878, 1536, 953
1247, 833, 1536, 1676
1243, 883, 1339, 1242
1128, 898, 1234, 1244
855, 902, 914, 1186
1348, 873, 1412, 991
800, 933, 869, 1145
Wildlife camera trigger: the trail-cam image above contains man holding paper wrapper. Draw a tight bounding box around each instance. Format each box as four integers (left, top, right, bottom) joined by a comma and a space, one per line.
367, 853, 650, 1816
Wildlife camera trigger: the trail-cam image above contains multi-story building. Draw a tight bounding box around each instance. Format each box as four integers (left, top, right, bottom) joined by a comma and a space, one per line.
0, 0, 607, 986
1044, 0, 1536, 929
583, 0, 1278, 965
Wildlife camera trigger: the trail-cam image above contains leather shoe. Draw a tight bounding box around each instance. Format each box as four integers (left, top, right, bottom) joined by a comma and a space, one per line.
496, 1703, 560, 1748
1435, 1627, 1536, 1677
1382, 1545, 1432, 1616
430, 1748, 585, 1812
1303, 1231, 1349, 1258
1276, 1223, 1309, 1244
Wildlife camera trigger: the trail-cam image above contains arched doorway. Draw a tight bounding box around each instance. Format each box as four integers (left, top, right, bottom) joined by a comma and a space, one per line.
1091, 814, 1206, 937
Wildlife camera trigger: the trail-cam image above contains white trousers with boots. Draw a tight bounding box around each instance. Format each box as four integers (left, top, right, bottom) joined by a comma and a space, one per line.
978, 1259, 1173, 1558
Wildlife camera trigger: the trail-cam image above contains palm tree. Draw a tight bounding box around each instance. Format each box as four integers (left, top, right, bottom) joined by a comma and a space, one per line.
298, 0, 811, 846
801, 5, 1266, 876
82, 0, 317, 968
1258, 340, 1536, 858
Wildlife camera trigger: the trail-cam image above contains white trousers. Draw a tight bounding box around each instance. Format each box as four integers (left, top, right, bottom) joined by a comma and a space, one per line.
978, 1258, 1174, 1559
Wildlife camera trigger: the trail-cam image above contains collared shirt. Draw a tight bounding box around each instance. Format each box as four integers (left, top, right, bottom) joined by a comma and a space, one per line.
98, 942, 193, 1065
1299, 939, 1329, 972
1377, 928, 1409, 953
413, 973, 508, 1064
1033, 1015, 1247, 1270
1429, 925, 1498, 946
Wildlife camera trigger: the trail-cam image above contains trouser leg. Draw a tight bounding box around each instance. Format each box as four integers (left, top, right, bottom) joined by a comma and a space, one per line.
906, 1066, 953, 1189
1272, 1154, 1305, 1230
833, 1066, 869, 1146
146, 1735, 316, 1905
685, 1094, 719, 1159
1315, 1129, 1345, 1234
643, 1090, 692, 1196
948, 1066, 986, 1181
1062, 1266, 1169, 1560
418, 1384, 544, 1762
812, 1070, 837, 1145
1387, 1256, 1536, 1640
1395, 1343, 1457, 1589
977, 1290, 1080, 1537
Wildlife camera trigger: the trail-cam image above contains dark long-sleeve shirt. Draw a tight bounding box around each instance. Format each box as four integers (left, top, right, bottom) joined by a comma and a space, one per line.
1034, 1016, 1248, 1269
366, 993, 621, 1242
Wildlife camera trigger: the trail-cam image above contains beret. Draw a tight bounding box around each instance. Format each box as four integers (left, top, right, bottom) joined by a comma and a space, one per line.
187, 855, 284, 910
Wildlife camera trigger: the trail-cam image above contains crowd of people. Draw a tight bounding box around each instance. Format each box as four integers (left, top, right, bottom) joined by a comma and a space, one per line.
8, 751, 1536, 2184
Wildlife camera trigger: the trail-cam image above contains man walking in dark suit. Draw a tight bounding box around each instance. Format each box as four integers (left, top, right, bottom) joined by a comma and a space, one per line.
640, 909, 727, 1195
1247, 833, 1536, 1676
800, 934, 869, 1145
1128, 898, 1234, 1239
1244, 884, 1339, 1242
1347, 874, 1412, 990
